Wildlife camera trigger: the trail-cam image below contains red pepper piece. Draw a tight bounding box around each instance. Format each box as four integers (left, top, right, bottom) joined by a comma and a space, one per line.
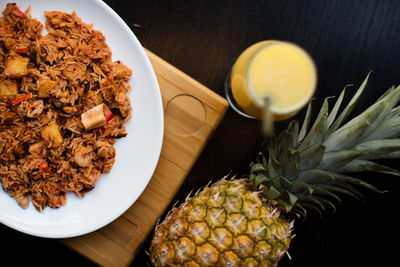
0, 25, 11, 31
15, 47, 29, 54
38, 161, 50, 173
12, 6, 27, 19
92, 84, 99, 90
0, 25, 15, 35
12, 92, 32, 105
105, 110, 113, 123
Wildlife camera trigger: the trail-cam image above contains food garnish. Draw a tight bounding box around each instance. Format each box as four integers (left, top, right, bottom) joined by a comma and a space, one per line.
11, 92, 31, 105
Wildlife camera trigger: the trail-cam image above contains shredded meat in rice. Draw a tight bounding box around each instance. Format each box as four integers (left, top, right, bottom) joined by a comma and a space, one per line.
0, 4, 132, 211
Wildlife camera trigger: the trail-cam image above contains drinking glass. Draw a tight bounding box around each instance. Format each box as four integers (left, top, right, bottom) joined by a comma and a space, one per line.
224, 40, 317, 134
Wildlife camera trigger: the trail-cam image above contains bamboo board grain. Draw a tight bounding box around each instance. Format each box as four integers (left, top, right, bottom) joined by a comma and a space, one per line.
61, 49, 228, 266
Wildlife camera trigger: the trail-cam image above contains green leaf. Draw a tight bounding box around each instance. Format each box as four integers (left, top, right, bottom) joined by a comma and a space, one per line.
333, 183, 365, 202
316, 184, 361, 201
299, 202, 323, 217
317, 150, 363, 170
355, 139, 400, 159
298, 169, 335, 184
325, 171, 387, 193
268, 150, 282, 178
249, 162, 265, 174
337, 101, 383, 133
326, 85, 351, 129
299, 144, 325, 170
319, 198, 337, 213
323, 121, 369, 152
309, 185, 342, 203
340, 159, 400, 176
264, 186, 280, 200
362, 115, 400, 142
279, 191, 298, 212
333, 85, 400, 144
297, 193, 326, 211
278, 176, 293, 189
288, 148, 300, 164
377, 85, 395, 101
264, 136, 278, 160
386, 106, 400, 119
327, 72, 371, 135
292, 204, 307, 218
288, 191, 298, 206
254, 174, 270, 187
260, 152, 268, 167
278, 130, 292, 166
299, 191, 338, 213
298, 98, 329, 151
298, 100, 313, 144
373, 151, 400, 159
292, 181, 314, 194
288, 120, 300, 148
283, 160, 300, 180
361, 86, 400, 139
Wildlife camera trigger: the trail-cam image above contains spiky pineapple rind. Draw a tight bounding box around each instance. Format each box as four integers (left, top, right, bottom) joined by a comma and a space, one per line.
150, 178, 293, 267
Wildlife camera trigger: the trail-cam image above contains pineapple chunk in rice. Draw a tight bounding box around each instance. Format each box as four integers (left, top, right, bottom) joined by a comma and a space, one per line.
38, 79, 57, 97
4, 57, 30, 77
0, 79, 18, 96
41, 123, 63, 147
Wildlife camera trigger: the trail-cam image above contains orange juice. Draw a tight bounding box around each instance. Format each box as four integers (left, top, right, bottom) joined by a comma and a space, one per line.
230, 40, 317, 120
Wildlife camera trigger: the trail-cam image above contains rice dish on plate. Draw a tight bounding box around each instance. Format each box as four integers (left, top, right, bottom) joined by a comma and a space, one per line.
0, 3, 132, 211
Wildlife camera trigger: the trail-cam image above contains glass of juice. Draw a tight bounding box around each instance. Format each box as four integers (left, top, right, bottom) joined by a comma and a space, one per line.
225, 40, 317, 129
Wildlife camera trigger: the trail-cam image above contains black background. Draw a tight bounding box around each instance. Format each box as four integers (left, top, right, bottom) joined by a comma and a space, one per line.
2, 1, 400, 266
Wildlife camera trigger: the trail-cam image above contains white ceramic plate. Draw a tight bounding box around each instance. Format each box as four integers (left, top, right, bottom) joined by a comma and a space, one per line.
0, 0, 164, 238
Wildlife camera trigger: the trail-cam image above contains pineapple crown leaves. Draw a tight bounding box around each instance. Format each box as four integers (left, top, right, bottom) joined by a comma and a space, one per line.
249, 72, 400, 218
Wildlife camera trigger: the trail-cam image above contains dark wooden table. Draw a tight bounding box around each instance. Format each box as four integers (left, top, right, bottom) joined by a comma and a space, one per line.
2, 0, 400, 266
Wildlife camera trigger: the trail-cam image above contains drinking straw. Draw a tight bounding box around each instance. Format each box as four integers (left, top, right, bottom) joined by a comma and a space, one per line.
262, 95, 273, 136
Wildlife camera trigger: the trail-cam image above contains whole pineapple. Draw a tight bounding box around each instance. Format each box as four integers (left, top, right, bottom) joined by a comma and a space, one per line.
150, 74, 400, 266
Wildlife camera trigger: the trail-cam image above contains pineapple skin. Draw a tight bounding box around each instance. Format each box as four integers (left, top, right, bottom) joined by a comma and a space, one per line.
150, 179, 292, 267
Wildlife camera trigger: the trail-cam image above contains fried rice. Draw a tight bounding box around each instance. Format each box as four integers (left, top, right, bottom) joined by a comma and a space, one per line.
0, 3, 132, 211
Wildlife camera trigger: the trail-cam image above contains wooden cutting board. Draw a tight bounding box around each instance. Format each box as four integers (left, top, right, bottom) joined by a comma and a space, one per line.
61, 49, 229, 266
